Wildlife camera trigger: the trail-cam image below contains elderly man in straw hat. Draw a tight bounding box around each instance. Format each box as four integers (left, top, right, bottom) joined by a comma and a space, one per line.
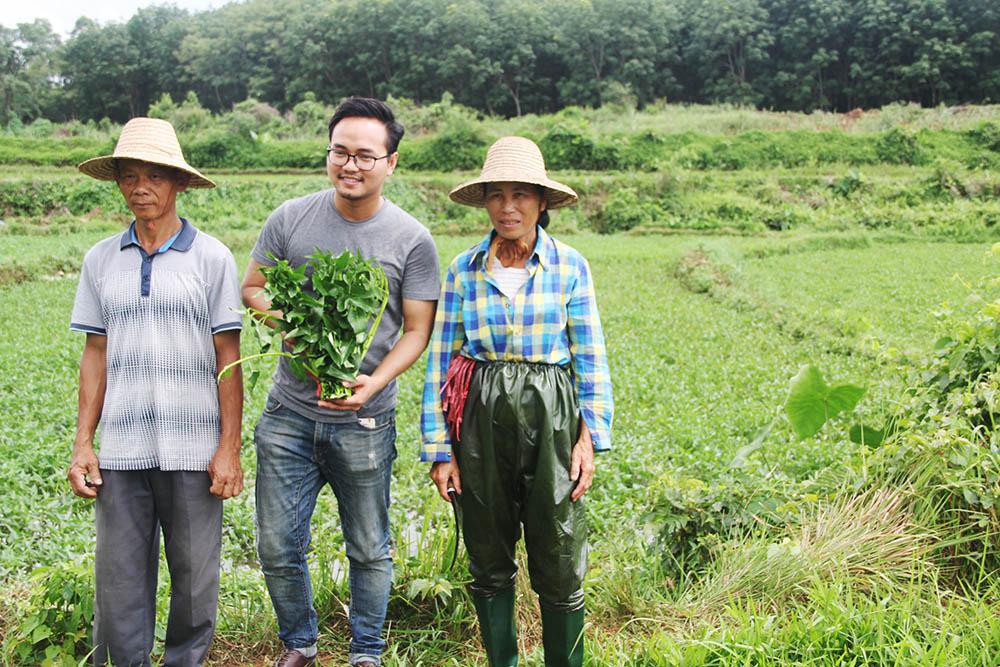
67, 117, 244, 666
421, 136, 613, 666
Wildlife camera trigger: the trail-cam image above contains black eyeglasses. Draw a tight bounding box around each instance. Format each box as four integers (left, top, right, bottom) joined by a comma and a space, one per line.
326, 148, 391, 171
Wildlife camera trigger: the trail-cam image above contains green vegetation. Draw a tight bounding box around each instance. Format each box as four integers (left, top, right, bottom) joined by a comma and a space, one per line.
233, 250, 390, 400
2, 101, 1000, 663
5, 0, 1000, 123
6, 108, 1000, 174
2, 221, 999, 663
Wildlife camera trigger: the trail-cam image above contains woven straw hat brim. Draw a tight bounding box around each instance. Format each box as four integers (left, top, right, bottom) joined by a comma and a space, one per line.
449, 176, 577, 209
77, 118, 215, 189
78, 155, 216, 189
448, 136, 577, 209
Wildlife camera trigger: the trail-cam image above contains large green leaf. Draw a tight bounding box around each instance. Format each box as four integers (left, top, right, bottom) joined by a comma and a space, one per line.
785, 365, 865, 440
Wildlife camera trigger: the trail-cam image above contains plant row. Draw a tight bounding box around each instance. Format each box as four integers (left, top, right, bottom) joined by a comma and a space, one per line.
3, 162, 999, 246
5, 119, 1000, 174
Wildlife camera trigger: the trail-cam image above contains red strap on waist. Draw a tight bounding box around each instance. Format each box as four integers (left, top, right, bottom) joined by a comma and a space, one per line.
442, 355, 476, 442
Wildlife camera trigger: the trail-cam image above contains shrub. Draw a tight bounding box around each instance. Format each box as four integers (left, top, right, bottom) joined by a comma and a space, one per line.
875, 128, 926, 165
254, 140, 325, 169
924, 162, 968, 199
965, 121, 1000, 152
389, 92, 481, 136
591, 186, 661, 233
291, 92, 333, 131
404, 119, 487, 171
185, 130, 255, 168
673, 246, 735, 293
540, 124, 600, 170
2, 558, 93, 665
830, 169, 868, 198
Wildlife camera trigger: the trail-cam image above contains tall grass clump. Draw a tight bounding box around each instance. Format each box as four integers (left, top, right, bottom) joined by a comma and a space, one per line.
683, 488, 932, 619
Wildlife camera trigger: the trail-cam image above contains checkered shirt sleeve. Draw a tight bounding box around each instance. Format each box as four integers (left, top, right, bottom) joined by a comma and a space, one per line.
565, 256, 614, 451
420, 260, 466, 462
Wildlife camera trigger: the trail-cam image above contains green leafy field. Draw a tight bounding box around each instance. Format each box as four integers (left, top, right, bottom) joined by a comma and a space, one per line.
2, 174, 999, 663
4, 101, 1000, 662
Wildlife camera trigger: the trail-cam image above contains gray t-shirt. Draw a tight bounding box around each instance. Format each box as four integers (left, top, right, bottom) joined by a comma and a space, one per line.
251, 190, 440, 422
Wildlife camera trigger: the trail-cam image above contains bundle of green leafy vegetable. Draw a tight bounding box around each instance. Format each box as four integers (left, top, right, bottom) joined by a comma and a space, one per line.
222, 249, 389, 399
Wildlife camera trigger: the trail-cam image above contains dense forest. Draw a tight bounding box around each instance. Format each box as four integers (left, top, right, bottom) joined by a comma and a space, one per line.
2, 0, 999, 125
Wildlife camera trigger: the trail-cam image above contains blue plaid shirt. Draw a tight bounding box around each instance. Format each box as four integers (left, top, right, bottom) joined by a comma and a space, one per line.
420, 228, 613, 462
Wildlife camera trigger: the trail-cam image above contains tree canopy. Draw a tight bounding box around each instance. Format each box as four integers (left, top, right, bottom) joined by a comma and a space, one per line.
3, 0, 999, 124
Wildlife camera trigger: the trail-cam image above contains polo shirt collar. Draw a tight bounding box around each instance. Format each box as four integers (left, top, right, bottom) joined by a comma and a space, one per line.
468, 227, 556, 271
119, 218, 195, 253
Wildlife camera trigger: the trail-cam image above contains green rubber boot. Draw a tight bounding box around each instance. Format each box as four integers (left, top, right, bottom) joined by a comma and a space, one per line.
540, 607, 584, 667
473, 589, 518, 666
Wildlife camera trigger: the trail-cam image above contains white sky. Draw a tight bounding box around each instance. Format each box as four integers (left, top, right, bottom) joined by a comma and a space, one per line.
2, 0, 230, 37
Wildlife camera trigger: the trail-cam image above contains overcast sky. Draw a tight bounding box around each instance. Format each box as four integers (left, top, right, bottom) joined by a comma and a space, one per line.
2, 0, 230, 37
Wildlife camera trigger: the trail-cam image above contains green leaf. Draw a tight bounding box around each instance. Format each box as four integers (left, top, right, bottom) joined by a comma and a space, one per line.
32, 624, 52, 643
785, 365, 865, 440
234, 249, 389, 401
828, 384, 865, 415
785, 366, 829, 439
849, 423, 884, 447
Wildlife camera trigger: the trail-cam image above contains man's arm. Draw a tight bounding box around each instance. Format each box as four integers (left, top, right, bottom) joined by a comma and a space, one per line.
67, 333, 107, 498
208, 330, 244, 499
241, 258, 281, 328
320, 298, 437, 411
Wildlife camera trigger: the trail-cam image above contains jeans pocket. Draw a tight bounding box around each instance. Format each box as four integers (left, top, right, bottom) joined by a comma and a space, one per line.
263, 395, 283, 414
328, 414, 397, 473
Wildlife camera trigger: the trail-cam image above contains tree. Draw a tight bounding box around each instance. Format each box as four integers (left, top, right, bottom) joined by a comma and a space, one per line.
846, 0, 970, 108
0, 20, 61, 125
680, 0, 774, 105
125, 6, 190, 115
60, 18, 137, 121
762, 0, 850, 111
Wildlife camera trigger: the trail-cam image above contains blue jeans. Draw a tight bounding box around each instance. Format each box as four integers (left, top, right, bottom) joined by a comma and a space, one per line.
255, 396, 396, 663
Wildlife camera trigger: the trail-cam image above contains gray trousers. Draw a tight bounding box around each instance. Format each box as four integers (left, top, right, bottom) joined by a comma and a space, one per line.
93, 469, 223, 667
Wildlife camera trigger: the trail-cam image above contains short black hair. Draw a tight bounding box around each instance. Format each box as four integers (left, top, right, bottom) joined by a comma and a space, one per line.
327, 97, 405, 154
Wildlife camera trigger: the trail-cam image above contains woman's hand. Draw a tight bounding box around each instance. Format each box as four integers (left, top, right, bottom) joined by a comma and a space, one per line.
430, 460, 462, 502
570, 421, 595, 502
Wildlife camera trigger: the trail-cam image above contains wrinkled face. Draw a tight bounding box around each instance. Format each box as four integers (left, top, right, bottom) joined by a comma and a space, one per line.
115, 159, 188, 223
484, 181, 546, 243
326, 117, 398, 205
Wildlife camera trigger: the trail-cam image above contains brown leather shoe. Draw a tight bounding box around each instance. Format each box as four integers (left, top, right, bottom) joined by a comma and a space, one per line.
273, 649, 316, 667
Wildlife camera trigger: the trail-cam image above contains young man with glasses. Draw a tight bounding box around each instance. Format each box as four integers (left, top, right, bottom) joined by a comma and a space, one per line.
242, 97, 440, 667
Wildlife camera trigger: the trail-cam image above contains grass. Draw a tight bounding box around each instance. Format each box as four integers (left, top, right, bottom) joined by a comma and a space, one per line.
738, 241, 997, 351
2, 144, 999, 663
2, 221, 997, 663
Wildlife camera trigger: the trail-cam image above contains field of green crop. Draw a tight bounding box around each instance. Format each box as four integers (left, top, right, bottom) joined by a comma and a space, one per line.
2, 108, 999, 664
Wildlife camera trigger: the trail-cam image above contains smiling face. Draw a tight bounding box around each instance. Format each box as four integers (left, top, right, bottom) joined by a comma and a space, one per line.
115, 159, 189, 224
326, 116, 398, 216
484, 181, 547, 244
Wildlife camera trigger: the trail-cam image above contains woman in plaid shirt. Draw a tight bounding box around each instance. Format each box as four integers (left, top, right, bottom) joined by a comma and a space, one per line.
420, 136, 613, 667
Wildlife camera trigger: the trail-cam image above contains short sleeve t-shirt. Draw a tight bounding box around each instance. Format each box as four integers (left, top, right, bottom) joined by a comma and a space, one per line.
70, 219, 243, 471
251, 190, 440, 423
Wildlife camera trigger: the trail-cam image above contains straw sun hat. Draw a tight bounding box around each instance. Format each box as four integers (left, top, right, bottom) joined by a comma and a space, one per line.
78, 117, 215, 189
449, 136, 577, 209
